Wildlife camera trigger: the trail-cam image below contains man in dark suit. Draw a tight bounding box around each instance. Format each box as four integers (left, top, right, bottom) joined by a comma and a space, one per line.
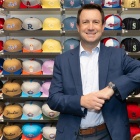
47, 4, 140, 140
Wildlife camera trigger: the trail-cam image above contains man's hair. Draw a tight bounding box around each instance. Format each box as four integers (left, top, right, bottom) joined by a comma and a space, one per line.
77, 4, 105, 25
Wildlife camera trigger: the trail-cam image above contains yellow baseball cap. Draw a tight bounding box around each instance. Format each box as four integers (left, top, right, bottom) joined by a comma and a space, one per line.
42, 17, 61, 30
41, 0, 60, 8
42, 39, 62, 53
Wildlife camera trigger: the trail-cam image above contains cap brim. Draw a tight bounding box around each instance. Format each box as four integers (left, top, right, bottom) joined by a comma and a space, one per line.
22, 133, 42, 140
2, 134, 21, 140
2, 69, 22, 75
42, 114, 59, 120
21, 114, 42, 120
40, 93, 49, 97
21, 91, 41, 97
3, 93, 21, 98
3, 115, 22, 120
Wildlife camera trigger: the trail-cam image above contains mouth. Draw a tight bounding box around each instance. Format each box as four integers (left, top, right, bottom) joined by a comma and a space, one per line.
86, 32, 97, 35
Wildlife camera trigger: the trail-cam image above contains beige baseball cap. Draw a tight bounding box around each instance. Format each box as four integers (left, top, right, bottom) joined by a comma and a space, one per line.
2, 0, 20, 9
3, 104, 22, 120
4, 39, 23, 52
3, 18, 22, 31
2, 79, 22, 97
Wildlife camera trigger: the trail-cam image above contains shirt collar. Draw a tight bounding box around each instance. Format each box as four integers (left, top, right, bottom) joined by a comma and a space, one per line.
79, 42, 100, 56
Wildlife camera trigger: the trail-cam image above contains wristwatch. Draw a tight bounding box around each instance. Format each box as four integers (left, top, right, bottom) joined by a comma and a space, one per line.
108, 82, 117, 92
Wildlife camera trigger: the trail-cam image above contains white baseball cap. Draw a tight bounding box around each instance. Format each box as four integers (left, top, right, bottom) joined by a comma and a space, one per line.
21, 101, 43, 120
21, 81, 42, 97
23, 38, 42, 52
42, 125, 56, 140
22, 17, 42, 31
42, 103, 60, 120
22, 60, 42, 75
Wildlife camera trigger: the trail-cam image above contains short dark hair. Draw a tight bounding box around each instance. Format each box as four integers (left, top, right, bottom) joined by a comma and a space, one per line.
77, 4, 105, 25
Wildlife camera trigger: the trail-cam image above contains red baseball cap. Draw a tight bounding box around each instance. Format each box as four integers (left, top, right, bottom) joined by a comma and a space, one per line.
20, 0, 42, 8
127, 103, 140, 119
0, 40, 3, 52
130, 124, 140, 140
0, 18, 5, 29
22, 133, 42, 140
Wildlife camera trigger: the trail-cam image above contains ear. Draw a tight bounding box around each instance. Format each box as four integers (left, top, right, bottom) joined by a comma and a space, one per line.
76, 24, 79, 32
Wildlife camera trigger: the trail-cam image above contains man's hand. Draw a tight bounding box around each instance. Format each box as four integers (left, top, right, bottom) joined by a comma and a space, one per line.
80, 86, 114, 110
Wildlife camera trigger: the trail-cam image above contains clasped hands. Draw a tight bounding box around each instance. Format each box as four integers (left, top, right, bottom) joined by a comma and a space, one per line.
80, 86, 114, 111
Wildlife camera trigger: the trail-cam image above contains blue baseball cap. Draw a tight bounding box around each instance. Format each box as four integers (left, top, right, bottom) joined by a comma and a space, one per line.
63, 38, 80, 52
0, 58, 4, 75
105, 14, 122, 30
82, 0, 102, 5
22, 123, 43, 138
62, 17, 77, 31
62, 0, 81, 8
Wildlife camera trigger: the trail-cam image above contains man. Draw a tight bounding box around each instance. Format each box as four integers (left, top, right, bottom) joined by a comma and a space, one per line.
47, 4, 140, 140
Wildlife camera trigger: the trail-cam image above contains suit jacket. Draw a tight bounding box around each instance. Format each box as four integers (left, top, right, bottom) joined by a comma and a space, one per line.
47, 44, 140, 140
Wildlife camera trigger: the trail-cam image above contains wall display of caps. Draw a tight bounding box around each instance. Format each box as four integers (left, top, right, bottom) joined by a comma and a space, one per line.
0, 1, 140, 140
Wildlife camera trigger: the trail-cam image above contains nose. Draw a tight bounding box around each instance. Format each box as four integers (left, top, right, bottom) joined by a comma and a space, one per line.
88, 22, 94, 30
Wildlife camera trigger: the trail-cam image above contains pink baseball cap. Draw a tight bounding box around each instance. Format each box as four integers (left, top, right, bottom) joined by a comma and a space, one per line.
42, 59, 54, 75
40, 80, 51, 97
22, 60, 42, 75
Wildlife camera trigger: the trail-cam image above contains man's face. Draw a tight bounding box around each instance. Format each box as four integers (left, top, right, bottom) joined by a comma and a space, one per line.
77, 9, 105, 46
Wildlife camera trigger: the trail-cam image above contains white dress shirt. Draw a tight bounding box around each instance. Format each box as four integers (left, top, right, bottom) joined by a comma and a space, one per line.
80, 42, 104, 128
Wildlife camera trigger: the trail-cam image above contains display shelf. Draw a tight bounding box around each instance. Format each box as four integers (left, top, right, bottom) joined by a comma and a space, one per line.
126, 97, 140, 103
127, 52, 140, 58
0, 52, 60, 58
0, 97, 48, 101
0, 119, 58, 123
129, 119, 140, 124
0, 30, 62, 36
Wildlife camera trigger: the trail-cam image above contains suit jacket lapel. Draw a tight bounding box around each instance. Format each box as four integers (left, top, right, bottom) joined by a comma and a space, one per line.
68, 46, 83, 95
99, 44, 111, 89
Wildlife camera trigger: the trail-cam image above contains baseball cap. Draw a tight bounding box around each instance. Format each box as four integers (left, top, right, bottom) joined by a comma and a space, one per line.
133, 133, 140, 140
122, 0, 140, 8
20, 0, 42, 8
130, 124, 140, 140
2, 58, 22, 75
3, 18, 22, 31
3, 39, 22, 52
127, 103, 140, 119
0, 40, 3, 52
42, 59, 54, 75
62, 0, 81, 8
21, 81, 42, 97
120, 38, 140, 52
102, 0, 121, 8
133, 89, 140, 97
3, 104, 22, 120
104, 14, 122, 30
22, 60, 42, 75
22, 123, 43, 140
0, 101, 5, 119
22, 17, 42, 31
21, 101, 43, 120
101, 37, 120, 48
42, 39, 62, 53
0, 124, 5, 138
2, 79, 22, 97
2, 125, 22, 140
0, 58, 4, 75
41, 0, 60, 8
42, 125, 56, 140
42, 17, 61, 30
122, 18, 140, 30
40, 80, 51, 97
0, 0, 4, 7
42, 103, 60, 120
82, 0, 102, 5
23, 38, 42, 53
2, 0, 20, 9
62, 16, 77, 31
0, 18, 5, 29
63, 38, 79, 52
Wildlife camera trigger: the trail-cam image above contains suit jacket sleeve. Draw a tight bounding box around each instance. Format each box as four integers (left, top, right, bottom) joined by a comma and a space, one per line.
47, 55, 85, 117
